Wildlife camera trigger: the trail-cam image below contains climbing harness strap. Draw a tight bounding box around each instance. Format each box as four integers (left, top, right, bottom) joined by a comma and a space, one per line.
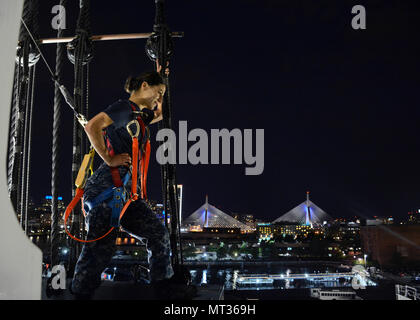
64, 103, 151, 242
141, 137, 151, 199
129, 102, 151, 200
127, 119, 140, 200
83, 172, 130, 227
104, 131, 124, 188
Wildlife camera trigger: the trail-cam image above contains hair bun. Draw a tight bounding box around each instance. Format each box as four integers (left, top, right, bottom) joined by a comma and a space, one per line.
124, 76, 137, 93
124, 71, 164, 94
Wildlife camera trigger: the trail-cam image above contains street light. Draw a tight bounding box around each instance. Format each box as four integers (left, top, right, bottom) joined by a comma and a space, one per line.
364, 254, 368, 268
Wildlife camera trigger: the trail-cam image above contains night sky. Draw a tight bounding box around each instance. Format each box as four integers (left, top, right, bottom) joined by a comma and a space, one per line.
28, 0, 420, 222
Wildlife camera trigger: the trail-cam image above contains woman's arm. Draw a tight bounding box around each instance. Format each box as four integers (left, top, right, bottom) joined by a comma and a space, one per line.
84, 112, 132, 167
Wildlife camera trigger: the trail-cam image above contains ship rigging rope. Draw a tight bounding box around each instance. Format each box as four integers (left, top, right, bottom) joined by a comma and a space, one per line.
23, 64, 36, 235
8, 0, 40, 229
19, 1, 185, 274
17, 0, 91, 266
51, 0, 67, 268
19, 17, 87, 125
151, 0, 184, 267
8, 53, 22, 212
22, 0, 39, 234
18, 41, 29, 230
65, 0, 93, 268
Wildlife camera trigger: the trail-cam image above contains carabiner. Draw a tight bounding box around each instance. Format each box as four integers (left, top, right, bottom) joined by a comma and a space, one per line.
126, 120, 140, 138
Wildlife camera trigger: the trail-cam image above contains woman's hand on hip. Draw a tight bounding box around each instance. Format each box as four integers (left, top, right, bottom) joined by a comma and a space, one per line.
107, 153, 131, 167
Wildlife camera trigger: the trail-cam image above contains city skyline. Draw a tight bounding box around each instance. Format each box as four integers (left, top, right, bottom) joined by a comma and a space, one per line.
23, 190, 417, 225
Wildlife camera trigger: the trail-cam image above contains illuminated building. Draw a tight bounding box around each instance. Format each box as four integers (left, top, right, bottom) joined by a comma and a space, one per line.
257, 223, 272, 235
146, 185, 183, 226
338, 221, 360, 237
203, 227, 241, 234
407, 210, 420, 224
273, 224, 313, 237
177, 184, 183, 224
28, 195, 66, 234
256, 223, 274, 241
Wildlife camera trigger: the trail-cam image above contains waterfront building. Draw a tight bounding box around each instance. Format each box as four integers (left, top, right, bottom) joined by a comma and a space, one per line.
257, 223, 272, 234
360, 224, 420, 267
272, 223, 313, 238
338, 221, 360, 239
256, 223, 273, 241
29, 196, 66, 234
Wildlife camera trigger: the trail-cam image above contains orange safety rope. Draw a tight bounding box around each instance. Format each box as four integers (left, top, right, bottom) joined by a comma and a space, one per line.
141, 140, 151, 199
131, 136, 139, 200
63, 187, 114, 243
132, 108, 151, 200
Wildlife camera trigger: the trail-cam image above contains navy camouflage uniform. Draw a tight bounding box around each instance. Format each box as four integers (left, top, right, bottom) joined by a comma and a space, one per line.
71, 99, 174, 296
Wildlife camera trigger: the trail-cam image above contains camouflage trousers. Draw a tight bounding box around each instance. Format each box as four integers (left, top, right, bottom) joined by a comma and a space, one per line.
71, 171, 174, 295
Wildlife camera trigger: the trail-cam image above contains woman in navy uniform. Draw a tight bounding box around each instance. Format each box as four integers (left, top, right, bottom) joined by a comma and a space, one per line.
71, 69, 177, 299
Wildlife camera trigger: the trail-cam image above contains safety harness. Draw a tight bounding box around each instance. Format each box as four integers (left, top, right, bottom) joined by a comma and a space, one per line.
64, 103, 151, 243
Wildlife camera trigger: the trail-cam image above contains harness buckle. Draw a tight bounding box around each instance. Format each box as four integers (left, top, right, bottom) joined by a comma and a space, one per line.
110, 185, 129, 228
126, 120, 140, 138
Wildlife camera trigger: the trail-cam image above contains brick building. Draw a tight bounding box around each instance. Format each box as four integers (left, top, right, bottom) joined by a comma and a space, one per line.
360, 225, 420, 267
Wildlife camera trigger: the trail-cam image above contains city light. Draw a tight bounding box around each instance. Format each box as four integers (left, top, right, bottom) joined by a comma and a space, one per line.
45, 195, 63, 200
201, 270, 207, 285
21, 187, 418, 299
